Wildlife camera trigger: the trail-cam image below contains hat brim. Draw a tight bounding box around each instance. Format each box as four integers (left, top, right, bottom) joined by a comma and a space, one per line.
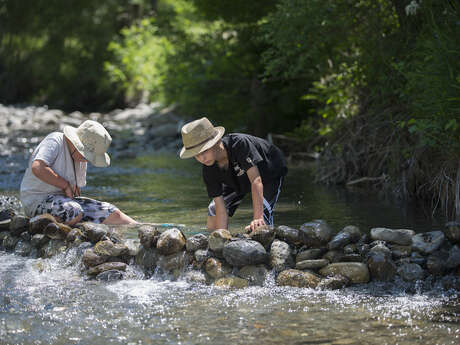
179, 127, 225, 159
63, 125, 111, 167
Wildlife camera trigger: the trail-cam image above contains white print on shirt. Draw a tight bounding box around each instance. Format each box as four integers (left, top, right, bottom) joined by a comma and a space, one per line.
233, 163, 246, 176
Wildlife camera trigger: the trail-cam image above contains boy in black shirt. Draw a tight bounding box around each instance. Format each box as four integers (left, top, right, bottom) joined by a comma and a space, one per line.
179, 117, 287, 232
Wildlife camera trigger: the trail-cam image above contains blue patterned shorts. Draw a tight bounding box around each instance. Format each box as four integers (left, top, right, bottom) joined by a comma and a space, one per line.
34, 195, 117, 224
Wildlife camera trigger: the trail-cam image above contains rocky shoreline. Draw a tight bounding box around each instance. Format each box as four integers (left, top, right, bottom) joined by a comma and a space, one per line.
1, 208, 459, 291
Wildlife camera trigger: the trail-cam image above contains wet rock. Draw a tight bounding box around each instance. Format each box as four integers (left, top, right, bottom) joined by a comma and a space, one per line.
31, 234, 50, 248
444, 222, 460, 244
298, 220, 334, 247
138, 225, 160, 249
43, 222, 71, 240
236, 265, 268, 286
440, 276, 460, 291
96, 270, 124, 281
269, 240, 293, 272
319, 263, 370, 284
370, 228, 415, 246
343, 244, 357, 255
391, 245, 412, 259
275, 225, 300, 245
323, 250, 345, 263
0, 231, 9, 248
87, 262, 127, 276
205, 257, 231, 279
222, 240, 268, 267
78, 222, 109, 243
208, 229, 232, 254
412, 231, 445, 255
249, 225, 275, 249
185, 270, 207, 284
427, 250, 449, 276
3, 234, 19, 250
94, 240, 129, 257
328, 225, 361, 250
446, 245, 460, 269
14, 240, 33, 256
296, 248, 325, 262
367, 244, 396, 281
135, 246, 159, 271
186, 233, 208, 252
82, 248, 108, 268
156, 228, 186, 255
106, 227, 124, 244
214, 276, 249, 289
39, 239, 66, 258
409, 252, 426, 266
397, 263, 425, 282
9, 215, 29, 236
66, 228, 83, 243
296, 259, 329, 270
276, 269, 321, 288
29, 214, 56, 235
124, 239, 140, 257
158, 251, 192, 272
317, 274, 350, 290
341, 254, 362, 262
194, 249, 210, 266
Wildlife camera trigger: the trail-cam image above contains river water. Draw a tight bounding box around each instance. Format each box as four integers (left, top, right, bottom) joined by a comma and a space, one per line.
1, 154, 459, 345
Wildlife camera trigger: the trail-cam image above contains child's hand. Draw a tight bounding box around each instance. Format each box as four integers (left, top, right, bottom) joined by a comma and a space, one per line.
245, 218, 266, 232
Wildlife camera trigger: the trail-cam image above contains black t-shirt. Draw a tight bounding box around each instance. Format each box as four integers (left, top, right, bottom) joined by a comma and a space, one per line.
203, 133, 288, 198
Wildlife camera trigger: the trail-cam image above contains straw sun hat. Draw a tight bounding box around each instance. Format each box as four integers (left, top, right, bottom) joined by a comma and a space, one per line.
179, 117, 225, 159
63, 120, 112, 167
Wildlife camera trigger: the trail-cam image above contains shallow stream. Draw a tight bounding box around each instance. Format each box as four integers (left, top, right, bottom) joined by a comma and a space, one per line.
1, 154, 459, 345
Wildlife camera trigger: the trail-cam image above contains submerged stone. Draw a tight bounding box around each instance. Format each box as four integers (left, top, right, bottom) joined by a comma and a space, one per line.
328, 225, 361, 250
222, 240, 268, 267
367, 245, 396, 282
427, 250, 449, 276
236, 265, 268, 286
205, 257, 231, 279
397, 263, 425, 282
3, 234, 19, 250
296, 248, 325, 262
39, 239, 66, 258
135, 246, 159, 271
29, 214, 56, 235
317, 274, 350, 290
319, 262, 370, 284
296, 259, 329, 270
412, 231, 445, 255
157, 251, 192, 272
88, 262, 127, 276
276, 269, 321, 288
96, 270, 124, 281
446, 245, 460, 269
14, 240, 33, 257
370, 228, 415, 246
214, 276, 249, 289
444, 222, 460, 244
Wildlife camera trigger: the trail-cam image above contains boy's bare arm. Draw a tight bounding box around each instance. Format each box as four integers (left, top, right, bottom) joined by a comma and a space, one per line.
31, 159, 75, 198
214, 196, 229, 229
246, 166, 265, 231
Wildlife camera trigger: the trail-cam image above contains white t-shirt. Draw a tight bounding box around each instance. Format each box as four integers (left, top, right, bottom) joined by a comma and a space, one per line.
20, 132, 87, 216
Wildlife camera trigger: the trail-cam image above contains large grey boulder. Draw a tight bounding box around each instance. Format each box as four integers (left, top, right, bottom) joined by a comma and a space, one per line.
370, 228, 415, 246
222, 240, 268, 267
412, 231, 445, 255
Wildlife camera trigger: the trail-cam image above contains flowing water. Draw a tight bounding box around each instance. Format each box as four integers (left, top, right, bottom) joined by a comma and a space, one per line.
1, 154, 459, 345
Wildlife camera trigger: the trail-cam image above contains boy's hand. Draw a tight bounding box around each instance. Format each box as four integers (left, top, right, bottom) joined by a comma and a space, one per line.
245, 218, 266, 232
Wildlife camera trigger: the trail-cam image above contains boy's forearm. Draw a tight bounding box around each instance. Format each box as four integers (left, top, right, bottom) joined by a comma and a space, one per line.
251, 177, 264, 220
214, 197, 229, 229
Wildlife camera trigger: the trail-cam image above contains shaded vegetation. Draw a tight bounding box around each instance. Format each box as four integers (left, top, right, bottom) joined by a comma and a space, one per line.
1, 0, 459, 219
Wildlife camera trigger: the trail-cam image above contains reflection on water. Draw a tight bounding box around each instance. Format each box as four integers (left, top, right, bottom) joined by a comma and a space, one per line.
1, 154, 458, 345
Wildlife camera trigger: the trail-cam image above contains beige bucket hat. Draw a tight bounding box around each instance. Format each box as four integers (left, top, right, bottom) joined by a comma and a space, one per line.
179, 117, 225, 159
63, 120, 112, 167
